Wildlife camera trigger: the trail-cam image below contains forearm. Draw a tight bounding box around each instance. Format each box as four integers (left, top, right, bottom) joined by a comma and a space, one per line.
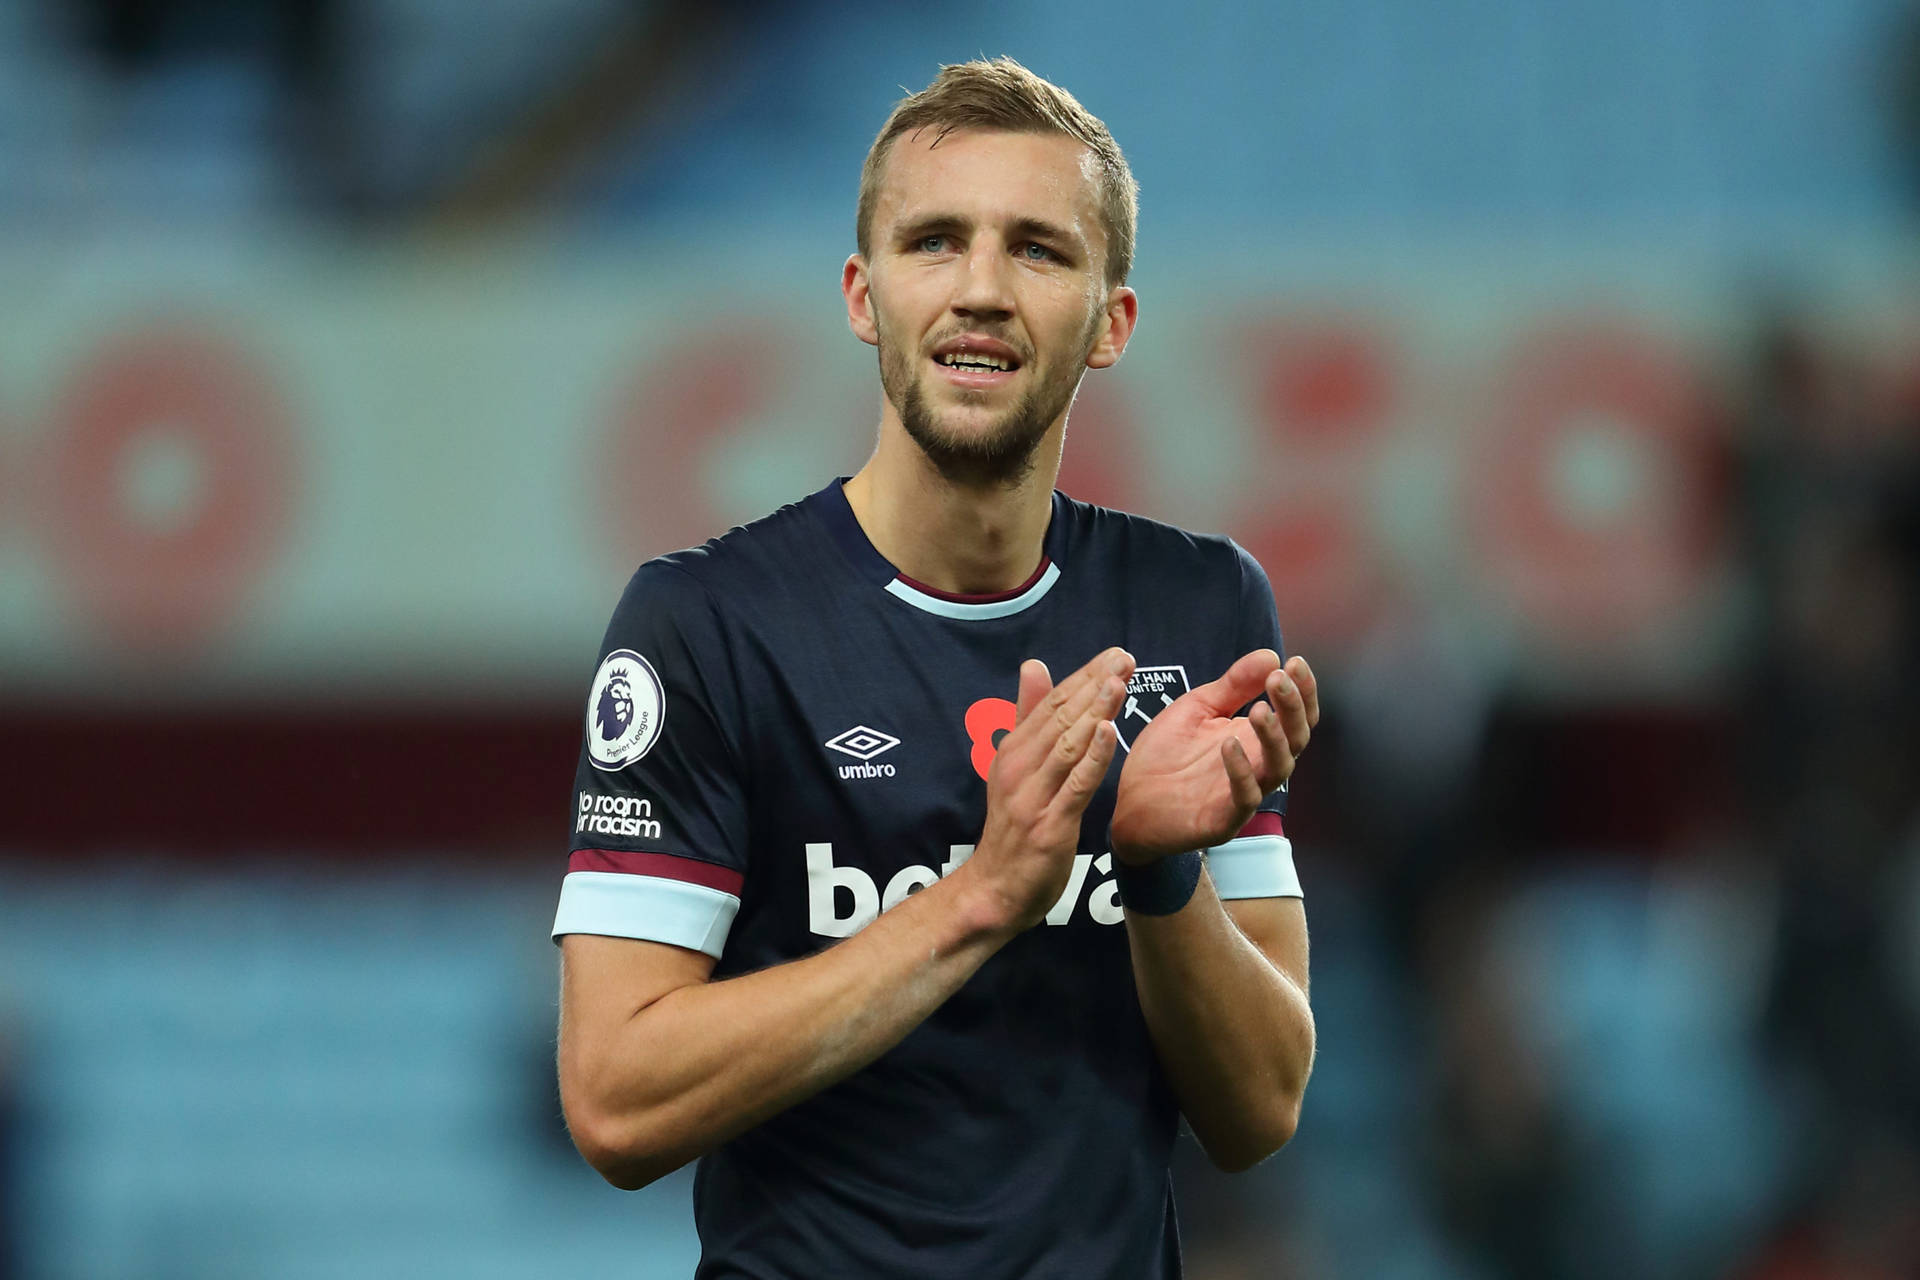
563, 865, 1014, 1188
1126, 874, 1314, 1170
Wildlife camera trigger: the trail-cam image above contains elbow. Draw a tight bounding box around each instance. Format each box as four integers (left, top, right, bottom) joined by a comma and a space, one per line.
578, 1137, 658, 1192
1202, 1093, 1303, 1173
598, 1161, 662, 1193
1207, 1018, 1316, 1172
567, 1110, 649, 1191
561, 1095, 684, 1192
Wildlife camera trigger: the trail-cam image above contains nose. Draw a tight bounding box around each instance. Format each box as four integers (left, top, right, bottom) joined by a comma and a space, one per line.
950, 238, 1015, 321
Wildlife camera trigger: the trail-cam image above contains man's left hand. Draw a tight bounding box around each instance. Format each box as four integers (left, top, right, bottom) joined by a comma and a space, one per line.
1109, 650, 1319, 865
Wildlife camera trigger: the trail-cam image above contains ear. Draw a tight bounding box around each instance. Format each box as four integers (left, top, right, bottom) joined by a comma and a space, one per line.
1084, 286, 1138, 370
843, 255, 879, 347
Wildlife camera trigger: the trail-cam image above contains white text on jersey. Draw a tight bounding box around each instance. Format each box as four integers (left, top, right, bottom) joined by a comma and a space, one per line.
805, 843, 1123, 937
577, 792, 662, 839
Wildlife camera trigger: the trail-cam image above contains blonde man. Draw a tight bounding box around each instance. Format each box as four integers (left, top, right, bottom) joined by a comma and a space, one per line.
555, 57, 1319, 1279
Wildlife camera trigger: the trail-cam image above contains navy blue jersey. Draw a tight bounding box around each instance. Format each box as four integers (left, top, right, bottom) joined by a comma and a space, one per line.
553, 480, 1301, 1279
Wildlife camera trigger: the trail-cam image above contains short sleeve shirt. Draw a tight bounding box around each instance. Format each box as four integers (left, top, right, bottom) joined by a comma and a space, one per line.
554, 480, 1300, 1280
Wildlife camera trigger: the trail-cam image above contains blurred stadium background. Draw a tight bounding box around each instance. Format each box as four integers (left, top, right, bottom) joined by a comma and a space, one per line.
2, 0, 1918, 1276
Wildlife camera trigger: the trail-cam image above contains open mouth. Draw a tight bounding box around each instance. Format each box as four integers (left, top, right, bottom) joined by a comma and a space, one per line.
931, 343, 1023, 388
935, 352, 1019, 373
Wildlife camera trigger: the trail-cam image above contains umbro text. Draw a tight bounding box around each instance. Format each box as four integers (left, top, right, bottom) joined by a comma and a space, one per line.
838, 762, 896, 780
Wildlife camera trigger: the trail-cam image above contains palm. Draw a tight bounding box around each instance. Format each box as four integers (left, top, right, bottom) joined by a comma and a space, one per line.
1111, 693, 1263, 860
1109, 649, 1317, 864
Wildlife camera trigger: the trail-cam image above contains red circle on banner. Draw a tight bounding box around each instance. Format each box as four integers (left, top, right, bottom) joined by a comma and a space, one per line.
599, 327, 777, 564
1473, 320, 1723, 642
1246, 317, 1395, 449
44, 325, 299, 654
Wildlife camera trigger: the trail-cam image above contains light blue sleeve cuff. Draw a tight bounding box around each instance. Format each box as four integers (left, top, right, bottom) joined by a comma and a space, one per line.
1205, 833, 1302, 900
552, 871, 739, 959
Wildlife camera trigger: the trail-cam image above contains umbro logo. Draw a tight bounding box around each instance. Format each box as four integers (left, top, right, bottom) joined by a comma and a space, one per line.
826, 725, 900, 780
825, 726, 900, 761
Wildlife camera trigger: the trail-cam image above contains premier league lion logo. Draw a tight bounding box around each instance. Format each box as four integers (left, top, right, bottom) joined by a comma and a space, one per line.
597, 672, 634, 741
586, 649, 666, 771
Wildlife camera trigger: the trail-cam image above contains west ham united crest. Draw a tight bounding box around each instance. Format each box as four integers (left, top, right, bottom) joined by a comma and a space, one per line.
1115, 665, 1189, 752
586, 649, 666, 771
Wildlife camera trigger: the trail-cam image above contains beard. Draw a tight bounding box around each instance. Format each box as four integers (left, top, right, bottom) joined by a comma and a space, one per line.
876, 312, 1095, 489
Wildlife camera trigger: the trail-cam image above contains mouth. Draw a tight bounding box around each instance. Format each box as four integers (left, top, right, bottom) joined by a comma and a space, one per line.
931, 339, 1023, 391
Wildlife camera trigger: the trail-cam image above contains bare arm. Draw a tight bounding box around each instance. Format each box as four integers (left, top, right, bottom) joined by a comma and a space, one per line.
1111, 652, 1321, 1170
557, 648, 1135, 1189
1125, 887, 1313, 1170
559, 877, 1012, 1189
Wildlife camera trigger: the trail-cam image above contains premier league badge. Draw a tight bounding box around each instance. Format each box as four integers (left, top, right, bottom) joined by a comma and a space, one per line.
1115, 665, 1189, 752
586, 649, 667, 771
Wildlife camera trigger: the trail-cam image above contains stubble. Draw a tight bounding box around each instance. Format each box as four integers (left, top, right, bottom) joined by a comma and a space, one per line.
875, 308, 1099, 489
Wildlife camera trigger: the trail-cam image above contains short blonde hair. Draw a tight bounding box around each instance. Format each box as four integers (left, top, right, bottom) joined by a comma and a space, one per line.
856, 57, 1139, 288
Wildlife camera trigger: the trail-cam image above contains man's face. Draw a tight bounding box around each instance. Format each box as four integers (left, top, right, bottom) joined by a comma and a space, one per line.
846, 128, 1134, 486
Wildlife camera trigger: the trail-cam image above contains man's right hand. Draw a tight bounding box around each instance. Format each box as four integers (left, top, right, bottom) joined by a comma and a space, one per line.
961, 646, 1134, 934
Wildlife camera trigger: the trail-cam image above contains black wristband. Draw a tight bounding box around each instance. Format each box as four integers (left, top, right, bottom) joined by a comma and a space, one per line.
1113, 851, 1203, 916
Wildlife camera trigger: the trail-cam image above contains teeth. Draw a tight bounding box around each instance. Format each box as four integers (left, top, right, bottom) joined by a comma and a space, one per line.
938, 353, 1012, 371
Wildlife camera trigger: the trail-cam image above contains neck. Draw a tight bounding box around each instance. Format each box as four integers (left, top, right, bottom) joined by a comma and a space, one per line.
843, 413, 1065, 596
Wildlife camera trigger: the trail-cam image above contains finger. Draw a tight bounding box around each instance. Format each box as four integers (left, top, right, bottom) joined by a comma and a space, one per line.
1249, 698, 1295, 790
1284, 655, 1320, 729
1017, 647, 1130, 745
1034, 676, 1124, 792
1189, 649, 1283, 718
1051, 661, 1123, 739
1050, 719, 1119, 817
1014, 659, 1053, 727
1221, 736, 1265, 814
1002, 669, 1105, 781
1231, 713, 1294, 793
1057, 646, 1133, 706
1267, 667, 1311, 758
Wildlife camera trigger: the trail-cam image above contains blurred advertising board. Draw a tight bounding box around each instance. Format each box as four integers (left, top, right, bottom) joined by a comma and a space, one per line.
1, 237, 1913, 705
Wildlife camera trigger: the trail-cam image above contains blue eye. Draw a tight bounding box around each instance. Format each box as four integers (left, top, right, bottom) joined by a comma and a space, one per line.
1019, 243, 1056, 262
919, 235, 948, 253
